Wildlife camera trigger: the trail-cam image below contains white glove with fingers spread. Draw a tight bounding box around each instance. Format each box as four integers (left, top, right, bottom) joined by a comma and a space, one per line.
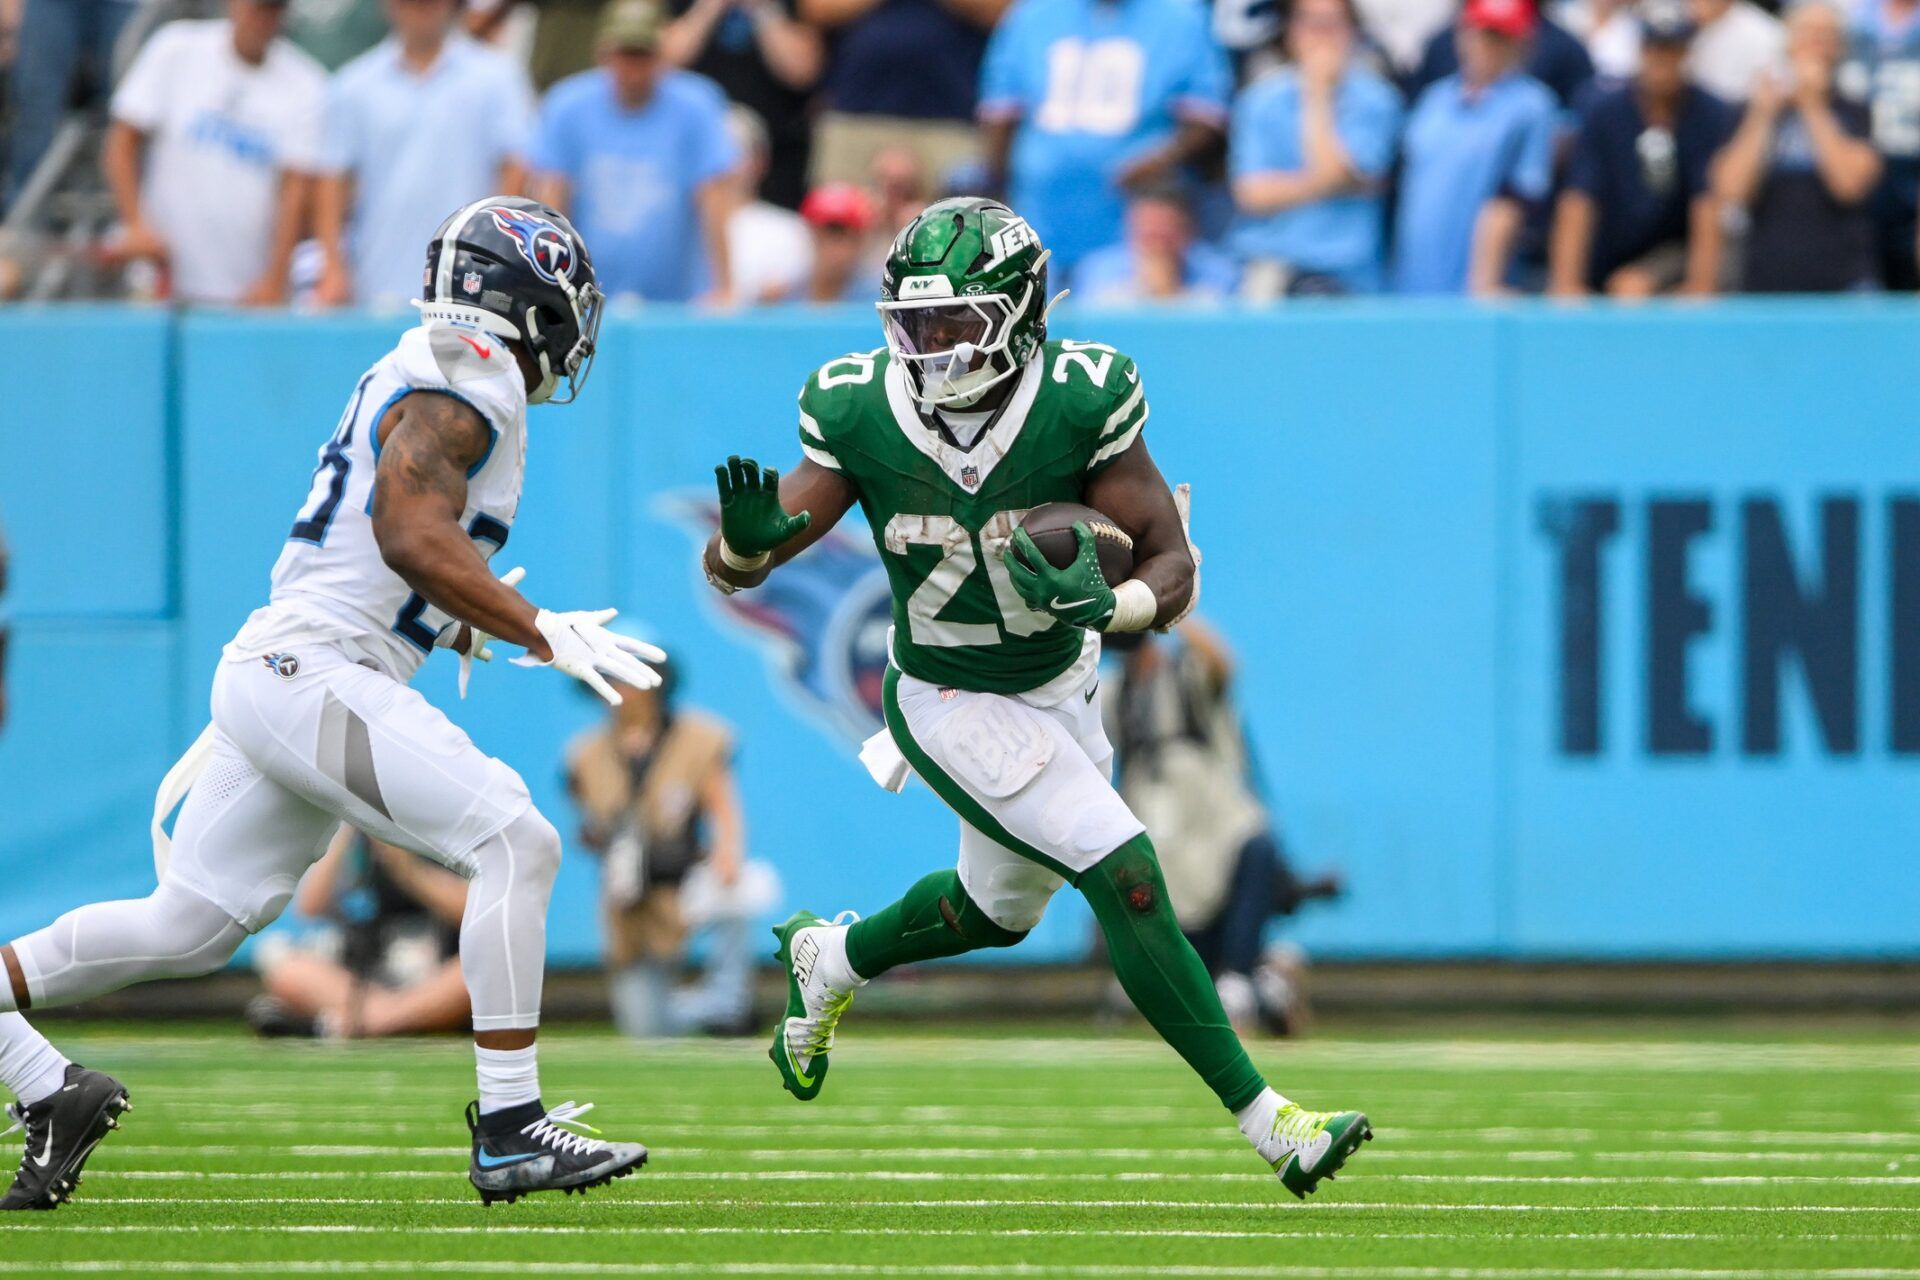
437, 566, 528, 699
513, 607, 667, 706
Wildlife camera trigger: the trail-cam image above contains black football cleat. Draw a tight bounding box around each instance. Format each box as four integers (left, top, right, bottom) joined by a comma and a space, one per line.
466, 1099, 647, 1206
1, 1064, 131, 1210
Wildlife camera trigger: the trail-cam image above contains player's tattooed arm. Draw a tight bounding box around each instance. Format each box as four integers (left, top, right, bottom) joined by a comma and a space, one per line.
703, 456, 857, 592
1084, 439, 1196, 630
371, 392, 551, 660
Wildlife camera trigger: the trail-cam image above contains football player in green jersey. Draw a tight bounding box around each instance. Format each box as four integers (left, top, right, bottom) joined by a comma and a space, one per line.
701, 198, 1371, 1195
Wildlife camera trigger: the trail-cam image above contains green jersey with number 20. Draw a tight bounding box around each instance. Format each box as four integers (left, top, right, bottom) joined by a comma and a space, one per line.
797, 336, 1149, 695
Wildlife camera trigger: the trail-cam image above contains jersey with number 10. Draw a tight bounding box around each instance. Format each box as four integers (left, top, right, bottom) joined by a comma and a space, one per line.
797, 338, 1149, 696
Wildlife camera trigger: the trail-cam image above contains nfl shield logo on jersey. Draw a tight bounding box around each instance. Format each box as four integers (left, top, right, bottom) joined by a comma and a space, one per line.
462, 271, 483, 296
960, 465, 980, 489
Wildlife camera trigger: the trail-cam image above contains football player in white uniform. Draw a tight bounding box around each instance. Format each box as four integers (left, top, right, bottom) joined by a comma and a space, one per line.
0, 198, 658, 1209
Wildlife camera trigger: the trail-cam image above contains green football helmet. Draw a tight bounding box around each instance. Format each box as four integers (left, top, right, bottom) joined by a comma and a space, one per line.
877, 197, 1055, 410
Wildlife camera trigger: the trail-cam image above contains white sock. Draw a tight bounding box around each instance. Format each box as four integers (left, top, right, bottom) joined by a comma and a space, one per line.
474, 1044, 541, 1115
0, 1013, 71, 1106
1234, 1087, 1294, 1149
815, 922, 865, 990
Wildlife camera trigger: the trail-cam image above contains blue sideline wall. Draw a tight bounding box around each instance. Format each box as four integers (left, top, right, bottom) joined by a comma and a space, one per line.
1, 302, 1915, 963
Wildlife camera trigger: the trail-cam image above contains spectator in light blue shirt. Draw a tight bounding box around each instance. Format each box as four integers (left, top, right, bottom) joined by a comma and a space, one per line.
1229, 0, 1403, 295
532, 0, 742, 303
978, 0, 1234, 273
315, 0, 537, 309
1071, 184, 1239, 303
1392, 0, 1557, 293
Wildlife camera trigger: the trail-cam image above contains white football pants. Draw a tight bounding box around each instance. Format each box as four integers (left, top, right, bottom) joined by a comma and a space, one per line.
885, 664, 1145, 933
2, 644, 554, 1032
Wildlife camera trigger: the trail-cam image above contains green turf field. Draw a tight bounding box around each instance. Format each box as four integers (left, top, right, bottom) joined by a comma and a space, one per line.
1, 1020, 1916, 1278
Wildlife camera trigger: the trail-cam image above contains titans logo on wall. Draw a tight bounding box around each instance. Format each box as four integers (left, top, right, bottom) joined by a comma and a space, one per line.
489, 206, 576, 285
666, 496, 893, 745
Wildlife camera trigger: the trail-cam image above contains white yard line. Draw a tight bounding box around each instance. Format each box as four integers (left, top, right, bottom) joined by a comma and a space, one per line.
83, 1168, 1920, 1186
71, 1035, 1920, 1071
44, 1196, 1920, 1213
141, 1118, 1920, 1149
3, 1261, 1920, 1279
438, 1146, 1889, 1165
3, 1224, 1914, 1244
89, 1144, 1918, 1169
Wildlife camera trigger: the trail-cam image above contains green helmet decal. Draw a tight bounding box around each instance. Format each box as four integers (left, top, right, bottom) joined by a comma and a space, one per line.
878, 198, 1053, 410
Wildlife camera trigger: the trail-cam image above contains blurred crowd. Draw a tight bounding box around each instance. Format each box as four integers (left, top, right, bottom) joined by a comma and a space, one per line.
2, 0, 1916, 305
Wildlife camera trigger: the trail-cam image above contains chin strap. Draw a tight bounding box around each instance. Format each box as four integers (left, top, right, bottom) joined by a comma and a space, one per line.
522, 308, 559, 405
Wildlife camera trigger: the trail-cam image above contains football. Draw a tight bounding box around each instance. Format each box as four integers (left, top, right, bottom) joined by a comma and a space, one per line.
1015, 501, 1136, 585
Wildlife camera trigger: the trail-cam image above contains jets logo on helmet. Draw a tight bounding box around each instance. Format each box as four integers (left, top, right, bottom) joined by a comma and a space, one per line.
978, 218, 1038, 273
489, 206, 576, 285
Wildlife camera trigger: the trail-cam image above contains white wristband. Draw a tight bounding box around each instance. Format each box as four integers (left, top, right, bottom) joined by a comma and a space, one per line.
1102, 579, 1158, 633
718, 539, 771, 573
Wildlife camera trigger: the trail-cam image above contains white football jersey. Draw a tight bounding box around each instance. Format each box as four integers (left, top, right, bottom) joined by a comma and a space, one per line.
226, 324, 528, 682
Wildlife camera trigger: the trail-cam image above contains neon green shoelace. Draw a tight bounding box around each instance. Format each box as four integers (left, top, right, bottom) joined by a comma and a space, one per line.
803, 989, 855, 1057
1268, 1104, 1334, 1149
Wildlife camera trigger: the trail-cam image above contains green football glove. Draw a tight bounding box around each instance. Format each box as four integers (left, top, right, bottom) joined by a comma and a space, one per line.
715, 454, 810, 560
1004, 524, 1116, 630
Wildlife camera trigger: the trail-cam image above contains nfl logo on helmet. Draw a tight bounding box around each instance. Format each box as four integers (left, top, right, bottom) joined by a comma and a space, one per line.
461, 270, 483, 296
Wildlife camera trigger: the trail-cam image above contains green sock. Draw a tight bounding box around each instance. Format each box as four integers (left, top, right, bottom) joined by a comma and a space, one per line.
844, 870, 1027, 980
1079, 834, 1268, 1113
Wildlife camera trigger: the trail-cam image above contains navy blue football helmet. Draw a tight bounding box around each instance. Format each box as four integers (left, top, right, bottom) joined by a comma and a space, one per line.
418, 197, 604, 405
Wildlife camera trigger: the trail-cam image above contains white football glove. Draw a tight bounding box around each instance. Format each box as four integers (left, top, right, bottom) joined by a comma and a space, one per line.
513, 607, 667, 707
435, 565, 527, 699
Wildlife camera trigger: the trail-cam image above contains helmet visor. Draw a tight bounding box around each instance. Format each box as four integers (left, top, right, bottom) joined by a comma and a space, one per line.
878, 293, 1019, 405
880, 299, 1001, 359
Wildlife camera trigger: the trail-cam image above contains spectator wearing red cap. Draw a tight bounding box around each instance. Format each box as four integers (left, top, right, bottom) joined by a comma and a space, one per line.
1548, 0, 1735, 297
1406, 0, 1596, 111
1392, 0, 1558, 293
801, 181, 876, 301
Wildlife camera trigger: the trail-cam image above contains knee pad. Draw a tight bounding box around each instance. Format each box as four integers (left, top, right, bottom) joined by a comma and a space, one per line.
936, 876, 1028, 950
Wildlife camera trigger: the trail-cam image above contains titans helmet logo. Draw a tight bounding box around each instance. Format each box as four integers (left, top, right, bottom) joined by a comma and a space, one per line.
488, 206, 576, 285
